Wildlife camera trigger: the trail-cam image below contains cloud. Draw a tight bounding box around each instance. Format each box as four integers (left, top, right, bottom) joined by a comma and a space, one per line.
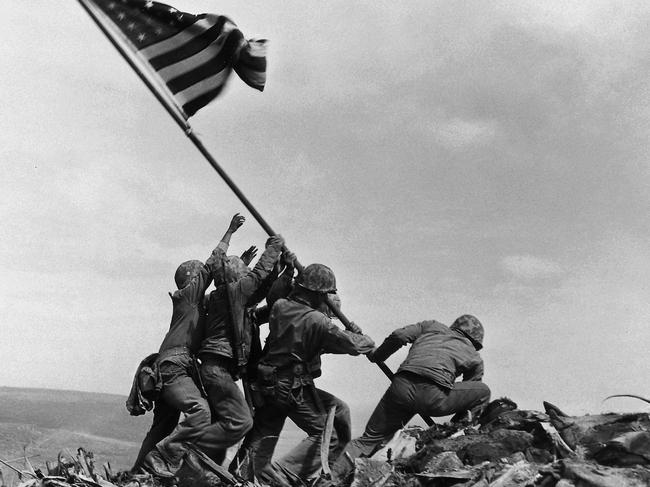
501, 254, 564, 279
485, 234, 650, 413
432, 118, 499, 149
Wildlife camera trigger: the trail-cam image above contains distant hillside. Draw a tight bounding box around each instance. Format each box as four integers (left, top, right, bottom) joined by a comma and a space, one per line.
0, 386, 149, 443
0, 386, 149, 473
0, 386, 304, 475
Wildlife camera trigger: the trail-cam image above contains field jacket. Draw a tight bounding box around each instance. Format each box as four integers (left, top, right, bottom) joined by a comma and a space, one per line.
199, 241, 283, 370
373, 320, 484, 390
261, 297, 375, 381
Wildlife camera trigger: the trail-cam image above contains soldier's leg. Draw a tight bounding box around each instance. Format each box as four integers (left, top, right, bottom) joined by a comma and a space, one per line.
271, 389, 351, 481
262, 386, 331, 484
152, 358, 212, 469
422, 381, 490, 418
231, 400, 288, 480
132, 399, 180, 471
199, 358, 253, 462
331, 375, 416, 481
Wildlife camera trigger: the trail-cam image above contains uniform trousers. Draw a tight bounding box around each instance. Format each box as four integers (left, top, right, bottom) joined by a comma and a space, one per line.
233, 381, 350, 485
135, 350, 247, 469
199, 355, 253, 463
331, 371, 490, 479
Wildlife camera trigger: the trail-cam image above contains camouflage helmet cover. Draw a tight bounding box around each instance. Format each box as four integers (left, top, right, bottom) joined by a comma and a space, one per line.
451, 314, 484, 350
296, 263, 337, 293
213, 255, 249, 285
174, 260, 204, 289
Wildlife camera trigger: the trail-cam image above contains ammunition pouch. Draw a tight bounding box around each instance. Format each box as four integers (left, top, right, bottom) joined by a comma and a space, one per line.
285, 362, 323, 412
250, 362, 320, 410
289, 362, 314, 389
250, 364, 278, 408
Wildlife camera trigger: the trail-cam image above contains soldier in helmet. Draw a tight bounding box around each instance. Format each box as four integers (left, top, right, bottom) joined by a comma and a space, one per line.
233, 264, 375, 486
134, 214, 246, 477
196, 234, 289, 463
331, 315, 490, 481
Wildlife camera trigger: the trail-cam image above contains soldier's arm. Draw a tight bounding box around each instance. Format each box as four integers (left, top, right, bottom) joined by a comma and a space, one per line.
370, 320, 436, 362
236, 235, 284, 301
320, 321, 375, 356
462, 357, 484, 382
265, 256, 296, 310
219, 213, 245, 252
245, 245, 295, 307
204, 213, 246, 279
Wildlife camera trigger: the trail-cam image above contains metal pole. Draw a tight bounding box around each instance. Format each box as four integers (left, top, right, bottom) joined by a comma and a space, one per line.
78, 0, 431, 425
78, 0, 303, 269
187, 133, 277, 236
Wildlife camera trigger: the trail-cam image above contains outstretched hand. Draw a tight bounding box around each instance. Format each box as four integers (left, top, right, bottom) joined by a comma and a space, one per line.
240, 246, 258, 265
228, 213, 245, 233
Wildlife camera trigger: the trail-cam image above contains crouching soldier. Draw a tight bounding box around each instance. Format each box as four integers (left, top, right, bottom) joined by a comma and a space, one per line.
235, 264, 375, 486
196, 234, 287, 464
135, 214, 246, 477
331, 315, 490, 481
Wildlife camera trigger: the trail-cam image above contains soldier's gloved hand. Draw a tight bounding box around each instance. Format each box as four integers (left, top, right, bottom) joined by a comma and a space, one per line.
229, 213, 245, 233
266, 234, 285, 249
348, 320, 363, 334
365, 347, 379, 362
281, 250, 297, 269
240, 245, 258, 265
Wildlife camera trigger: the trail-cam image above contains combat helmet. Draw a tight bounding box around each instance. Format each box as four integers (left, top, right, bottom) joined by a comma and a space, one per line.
296, 263, 337, 293
213, 255, 250, 286
174, 260, 204, 289
450, 314, 484, 350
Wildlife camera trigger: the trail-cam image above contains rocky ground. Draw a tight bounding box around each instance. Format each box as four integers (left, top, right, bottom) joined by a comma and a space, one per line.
4, 398, 650, 487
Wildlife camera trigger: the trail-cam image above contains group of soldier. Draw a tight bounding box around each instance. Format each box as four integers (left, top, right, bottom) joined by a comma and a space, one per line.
129, 213, 491, 486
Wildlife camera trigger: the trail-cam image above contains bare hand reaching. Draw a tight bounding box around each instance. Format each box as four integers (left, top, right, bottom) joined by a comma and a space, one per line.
228, 213, 245, 233
240, 245, 258, 265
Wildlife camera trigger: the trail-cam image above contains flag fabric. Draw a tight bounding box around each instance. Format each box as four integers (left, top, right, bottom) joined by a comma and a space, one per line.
83, 0, 267, 118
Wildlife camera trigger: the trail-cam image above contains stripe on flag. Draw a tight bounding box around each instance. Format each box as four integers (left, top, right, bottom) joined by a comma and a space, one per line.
84, 0, 267, 118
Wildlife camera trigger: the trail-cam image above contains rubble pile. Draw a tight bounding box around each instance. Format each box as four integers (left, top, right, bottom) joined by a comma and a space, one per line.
345, 399, 650, 487
0, 445, 236, 487
2, 399, 649, 487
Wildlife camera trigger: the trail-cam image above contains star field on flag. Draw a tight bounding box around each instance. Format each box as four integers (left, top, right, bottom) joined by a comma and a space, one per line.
81, 0, 267, 117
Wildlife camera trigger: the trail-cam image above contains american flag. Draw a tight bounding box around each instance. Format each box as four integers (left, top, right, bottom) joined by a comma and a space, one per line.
81, 0, 267, 118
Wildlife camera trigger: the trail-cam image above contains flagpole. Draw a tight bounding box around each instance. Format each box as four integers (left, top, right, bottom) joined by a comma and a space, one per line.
79, 0, 434, 426
185, 133, 279, 237
77, 0, 280, 238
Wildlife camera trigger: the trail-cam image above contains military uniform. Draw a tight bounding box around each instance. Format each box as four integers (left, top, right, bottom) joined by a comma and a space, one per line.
136, 245, 227, 475
197, 239, 284, 462
236, 296, 375, 485
332, 318, 490, 480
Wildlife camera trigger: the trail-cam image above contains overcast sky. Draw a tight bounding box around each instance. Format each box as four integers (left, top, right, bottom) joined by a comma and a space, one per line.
1, 1, 649, 428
